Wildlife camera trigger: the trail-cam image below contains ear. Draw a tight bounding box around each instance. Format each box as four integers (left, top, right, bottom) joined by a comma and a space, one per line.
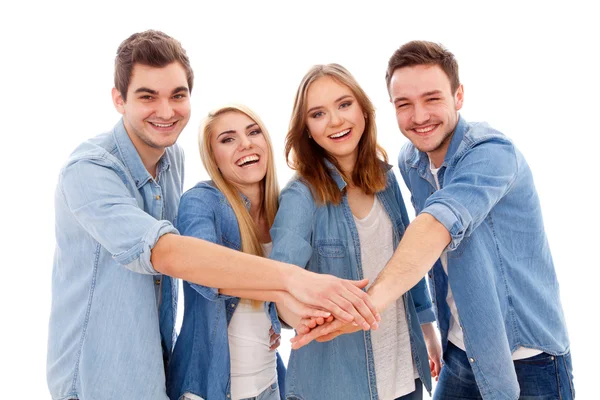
112, 87, 126, 115
454, 84, 464, 111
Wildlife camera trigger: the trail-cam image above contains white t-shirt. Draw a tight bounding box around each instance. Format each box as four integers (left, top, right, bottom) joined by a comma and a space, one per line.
354, 197, 417, 399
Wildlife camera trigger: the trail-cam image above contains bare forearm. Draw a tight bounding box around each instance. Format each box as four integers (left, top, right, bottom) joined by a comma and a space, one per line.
369, 213, 450, 310
152, 234, 294, 291
219, 288, 284, 303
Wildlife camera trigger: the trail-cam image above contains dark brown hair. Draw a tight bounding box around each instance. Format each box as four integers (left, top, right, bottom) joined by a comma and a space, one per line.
286, 64, 388, 205
386, 40, 460, 94
114, 30, 194, 100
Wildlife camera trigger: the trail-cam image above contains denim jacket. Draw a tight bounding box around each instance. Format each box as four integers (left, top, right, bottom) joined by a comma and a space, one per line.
269, 163, 434, 400
166, 181, 286, 400
47, 119, 181, 400
398, 116, 570, 400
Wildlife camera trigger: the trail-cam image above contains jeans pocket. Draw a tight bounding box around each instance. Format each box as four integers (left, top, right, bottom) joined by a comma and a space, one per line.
514, 353, 560, 399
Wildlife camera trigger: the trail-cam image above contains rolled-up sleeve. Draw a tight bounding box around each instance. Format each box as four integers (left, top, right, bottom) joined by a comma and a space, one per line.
269, 181, 316, 268
60, 157, 178, 275
421, 139, 518, 251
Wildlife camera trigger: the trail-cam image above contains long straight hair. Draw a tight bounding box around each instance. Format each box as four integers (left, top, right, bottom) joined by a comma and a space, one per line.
286, 64, 388, 205
199, 105, 279, 258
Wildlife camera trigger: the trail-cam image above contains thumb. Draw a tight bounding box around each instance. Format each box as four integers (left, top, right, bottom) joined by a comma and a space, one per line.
349, 278, 369, 289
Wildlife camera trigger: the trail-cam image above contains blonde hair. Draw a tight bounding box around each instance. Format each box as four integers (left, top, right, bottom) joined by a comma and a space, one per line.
286, 63, 388, 205
199, 104, 279, 258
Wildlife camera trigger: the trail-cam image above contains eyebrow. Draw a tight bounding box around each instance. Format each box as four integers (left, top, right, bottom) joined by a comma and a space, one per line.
306, 94, 353, 114
393, 90, 443, 104
133, 86, 189, 95
217, 123, 259, 139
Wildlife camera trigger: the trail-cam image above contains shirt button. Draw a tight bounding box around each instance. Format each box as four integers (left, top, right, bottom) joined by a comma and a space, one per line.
550, 356, 555, 360
155, 195, 161, 200
469, 357, 475, 363
154, 279, 161, 285
227, 394, 231, 398
231, 304, 235, 308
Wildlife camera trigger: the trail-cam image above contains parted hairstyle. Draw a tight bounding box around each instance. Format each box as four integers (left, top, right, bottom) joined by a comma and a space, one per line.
385, 40, 460, 95
286, 64, 388, 205
114, 30, 194, 101
199, 105, 279, 258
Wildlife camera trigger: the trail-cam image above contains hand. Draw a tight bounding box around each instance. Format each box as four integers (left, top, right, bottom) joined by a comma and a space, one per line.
422, 323, 442, 381
278, 291, 332, 320
285, 268, 380, 331
269, 327, 281, 351
290, 318, 361, 350
295, 315, 334, 335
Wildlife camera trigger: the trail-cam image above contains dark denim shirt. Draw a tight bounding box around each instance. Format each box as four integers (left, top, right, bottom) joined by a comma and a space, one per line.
270, 163, 434, 400
166, 181, 286, 400
399, 116, 570, 400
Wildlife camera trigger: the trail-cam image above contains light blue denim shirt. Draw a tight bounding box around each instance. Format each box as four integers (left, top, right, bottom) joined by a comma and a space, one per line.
166, 181, 286, 400
270, 163, 435, 400
399, 116, 570, 400
47, 119, 182, 400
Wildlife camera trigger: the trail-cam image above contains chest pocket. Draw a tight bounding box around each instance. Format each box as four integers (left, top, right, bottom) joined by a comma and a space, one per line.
315, 239, 348, 278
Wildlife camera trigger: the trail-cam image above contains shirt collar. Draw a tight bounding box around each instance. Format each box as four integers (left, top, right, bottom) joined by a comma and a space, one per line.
113, 119, 170, 188
323, 158, 392, 191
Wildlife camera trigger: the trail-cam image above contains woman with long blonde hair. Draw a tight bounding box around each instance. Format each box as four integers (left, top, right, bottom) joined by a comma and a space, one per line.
269, 64, 440, 399
166, 105, 325, 400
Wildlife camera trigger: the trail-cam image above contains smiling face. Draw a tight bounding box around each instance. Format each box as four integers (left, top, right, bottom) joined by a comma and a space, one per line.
112, 61, 191, 160
304, 76, 366, 172
210, 111, 269, 191
389, 64, 463, 167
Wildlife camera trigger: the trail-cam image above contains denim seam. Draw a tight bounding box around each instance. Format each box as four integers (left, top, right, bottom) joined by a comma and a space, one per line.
554, 355, 562, 400
562, 355, 575, 398
71, 242, 101, 394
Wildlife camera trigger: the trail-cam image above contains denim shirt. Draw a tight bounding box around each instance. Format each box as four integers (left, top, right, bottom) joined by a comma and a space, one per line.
47, 119, 182, 400
398, 116, 570, 400
166, 181, 286, 400
270, 163, 435, 400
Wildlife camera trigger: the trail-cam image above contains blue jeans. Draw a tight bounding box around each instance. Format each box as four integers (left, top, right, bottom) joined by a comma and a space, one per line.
434, 342, 575, 399
395, 379, 423, 400
240, 382, 280, 400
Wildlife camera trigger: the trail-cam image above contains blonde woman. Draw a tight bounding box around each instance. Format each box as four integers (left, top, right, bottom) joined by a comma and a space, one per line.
166, 105, 325, 400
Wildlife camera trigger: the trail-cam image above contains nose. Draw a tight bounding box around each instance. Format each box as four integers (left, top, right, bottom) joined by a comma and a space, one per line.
238, 134, 253, 150
155, 99, 175, 120
329, 109, 343, 127
412, 103, 430, 125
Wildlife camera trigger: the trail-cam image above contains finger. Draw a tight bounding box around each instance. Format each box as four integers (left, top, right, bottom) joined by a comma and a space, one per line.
290, 324, 332, 349
315, 330, 343, 342
295, 323, 311, 335
302, 307, 331, 319
302, 318, 317, 329
343, 280, 381, 324
330, 293, 371, 331
314, 317, 325, 326
321, 298, 354, 323
270, 337, 281, 351
325, 316, 334, 323
350, 278, 369, 290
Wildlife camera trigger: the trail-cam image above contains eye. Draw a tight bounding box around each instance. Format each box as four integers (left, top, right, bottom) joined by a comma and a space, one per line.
139, 95, 153, 100
396, 103, 408, 109
248, 129, 262, 136
427, 97, 440, 102
311, 111, 324, 118
173, 93, 187, 100
220, 137, 234, 144
339, 101, 352, 109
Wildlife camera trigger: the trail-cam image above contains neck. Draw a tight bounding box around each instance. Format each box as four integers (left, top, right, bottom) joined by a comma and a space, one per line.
334, 151, 358, 181
125, 127, 165, 179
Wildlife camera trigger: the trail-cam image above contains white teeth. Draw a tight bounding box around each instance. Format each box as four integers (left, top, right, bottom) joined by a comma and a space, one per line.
237, 154, 259, 166
415, 125, 435, 133
151, 122, 174, 128
330, 129, 350, 138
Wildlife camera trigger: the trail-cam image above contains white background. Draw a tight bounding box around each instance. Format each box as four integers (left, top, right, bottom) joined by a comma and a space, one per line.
1, 1, 598, 398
